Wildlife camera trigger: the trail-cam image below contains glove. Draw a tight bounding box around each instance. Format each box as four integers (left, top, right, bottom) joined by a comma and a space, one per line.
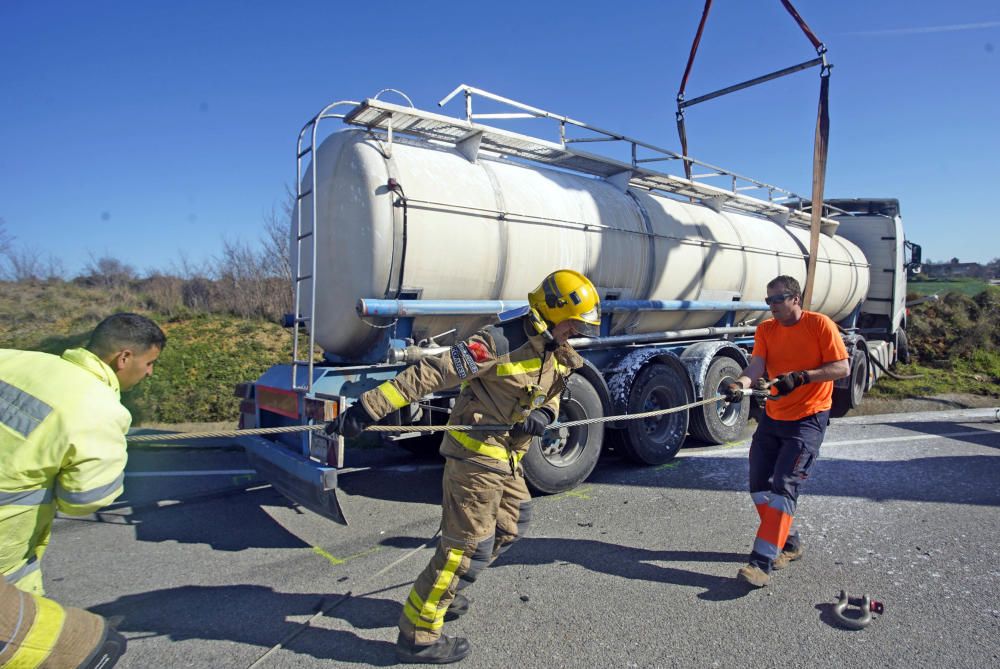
510, 408, 554, 440
721, 376, 744, 403
326, 402, 375, 439
772, 371, 809, 397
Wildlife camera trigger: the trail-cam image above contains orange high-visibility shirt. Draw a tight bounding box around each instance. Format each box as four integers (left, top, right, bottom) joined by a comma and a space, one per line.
752, 311, 848, 421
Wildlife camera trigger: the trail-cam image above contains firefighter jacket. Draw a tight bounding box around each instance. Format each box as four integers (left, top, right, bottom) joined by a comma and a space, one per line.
361, 317, 584, 473
0, 348, 130, 595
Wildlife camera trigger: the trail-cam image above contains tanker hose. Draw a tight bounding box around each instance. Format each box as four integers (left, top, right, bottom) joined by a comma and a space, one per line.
869, 354, 923, 381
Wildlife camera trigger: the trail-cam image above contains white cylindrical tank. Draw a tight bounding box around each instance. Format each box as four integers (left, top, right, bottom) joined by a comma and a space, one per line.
297, 129, 869, 358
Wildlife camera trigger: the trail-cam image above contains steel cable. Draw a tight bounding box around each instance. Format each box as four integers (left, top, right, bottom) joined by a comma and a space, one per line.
126, 395, 734, 443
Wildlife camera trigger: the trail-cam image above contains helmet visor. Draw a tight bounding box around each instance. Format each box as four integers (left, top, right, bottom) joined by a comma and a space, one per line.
571, 304, 601, 338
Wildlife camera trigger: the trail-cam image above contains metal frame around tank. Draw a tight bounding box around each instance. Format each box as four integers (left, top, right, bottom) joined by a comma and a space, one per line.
292, 84, 847, 394
343, 84, 843, 232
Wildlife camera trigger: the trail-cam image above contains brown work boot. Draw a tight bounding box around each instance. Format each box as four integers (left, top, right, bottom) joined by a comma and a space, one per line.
736, 564, 770, 588
444, 592, 471, 621
396, 633, 471, 664
773, 544, 804, 570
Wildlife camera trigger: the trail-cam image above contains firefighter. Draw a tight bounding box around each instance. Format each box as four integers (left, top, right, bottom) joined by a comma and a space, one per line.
723, 275, 849, 587
0, 313, 166, 668
328, 269, 600, 664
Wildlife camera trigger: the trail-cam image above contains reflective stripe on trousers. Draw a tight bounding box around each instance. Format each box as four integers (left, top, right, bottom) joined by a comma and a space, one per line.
747, 411, 827, 571
399, 457, 531, 646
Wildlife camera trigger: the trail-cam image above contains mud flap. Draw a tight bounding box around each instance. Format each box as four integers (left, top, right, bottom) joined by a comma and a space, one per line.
239, 435, 347, 525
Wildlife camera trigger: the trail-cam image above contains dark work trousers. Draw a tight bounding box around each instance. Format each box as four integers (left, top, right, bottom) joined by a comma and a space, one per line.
747, 410, 829, 572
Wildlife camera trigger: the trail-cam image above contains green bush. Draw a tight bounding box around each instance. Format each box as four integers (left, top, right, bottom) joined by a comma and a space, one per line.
0, 282, 291, 424
124, 315, 290, 423
871, 285, 1000, 399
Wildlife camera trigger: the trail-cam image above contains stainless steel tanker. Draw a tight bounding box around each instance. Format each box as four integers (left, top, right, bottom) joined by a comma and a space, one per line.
298, 128, 869, 360
239, 89, 916, 523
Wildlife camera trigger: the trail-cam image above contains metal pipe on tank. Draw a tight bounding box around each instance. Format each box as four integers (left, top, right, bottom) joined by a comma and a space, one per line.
568, 326, 758, 350
359, 298, 769, 317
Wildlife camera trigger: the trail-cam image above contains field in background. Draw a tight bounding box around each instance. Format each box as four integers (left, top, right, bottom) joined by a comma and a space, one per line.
1, 279, 997, 423
0, 280, 291, 424
908, 277, 992, 297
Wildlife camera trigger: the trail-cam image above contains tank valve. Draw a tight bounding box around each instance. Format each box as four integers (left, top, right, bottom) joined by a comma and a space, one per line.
389, 345, 449, 364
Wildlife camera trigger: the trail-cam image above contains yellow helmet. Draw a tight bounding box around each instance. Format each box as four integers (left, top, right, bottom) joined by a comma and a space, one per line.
527, 269, 601, 337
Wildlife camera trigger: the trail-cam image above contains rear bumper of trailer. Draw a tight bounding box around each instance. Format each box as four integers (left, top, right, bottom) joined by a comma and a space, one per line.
237, 433, 347, 525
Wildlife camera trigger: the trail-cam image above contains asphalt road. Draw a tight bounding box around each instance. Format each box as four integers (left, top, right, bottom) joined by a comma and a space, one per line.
43, 407, 1000, 668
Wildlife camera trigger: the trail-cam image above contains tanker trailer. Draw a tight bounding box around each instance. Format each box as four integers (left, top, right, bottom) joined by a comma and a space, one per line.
235, 88, 915, 524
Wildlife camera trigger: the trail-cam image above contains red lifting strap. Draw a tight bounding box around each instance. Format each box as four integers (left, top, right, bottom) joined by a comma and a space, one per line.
779, 0, 824, 51
678, 0, 713, 99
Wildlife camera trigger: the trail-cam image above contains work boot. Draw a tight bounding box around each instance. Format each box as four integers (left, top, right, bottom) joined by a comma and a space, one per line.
444, 592, 471, 621
736, 564, 770, 588
396, 633, 471, 664
773, 543, 804, 570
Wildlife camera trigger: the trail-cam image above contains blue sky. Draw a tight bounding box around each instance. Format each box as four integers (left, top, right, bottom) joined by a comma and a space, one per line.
2, 0, 998, 275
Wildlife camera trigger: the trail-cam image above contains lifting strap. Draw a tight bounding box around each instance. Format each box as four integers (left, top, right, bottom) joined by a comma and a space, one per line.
675, 0, 714, 181
802, 69, 830, 310
673, 0, 831, 308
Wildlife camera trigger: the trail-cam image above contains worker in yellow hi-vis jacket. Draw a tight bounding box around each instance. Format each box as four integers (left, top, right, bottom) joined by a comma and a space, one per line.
329, 269, 601, 664
0, 313, 166, 669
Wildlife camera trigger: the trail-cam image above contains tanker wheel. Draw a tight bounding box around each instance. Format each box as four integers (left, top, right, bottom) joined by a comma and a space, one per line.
688, 356, 750, 445
897, 328, 911, 365
522, 373, 604, 495
620, 363, 690, 466
831, 352, 868, 418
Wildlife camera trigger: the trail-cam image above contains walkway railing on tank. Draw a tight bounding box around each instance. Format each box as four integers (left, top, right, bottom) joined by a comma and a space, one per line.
436, 83, 834, 217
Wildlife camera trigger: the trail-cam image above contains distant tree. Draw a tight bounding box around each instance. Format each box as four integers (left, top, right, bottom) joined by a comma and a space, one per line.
261, 195, 292, 282
79, 254, 137, 288
0, 217, 67, 282
3, 245, 44, 282
0, 218, 11, 255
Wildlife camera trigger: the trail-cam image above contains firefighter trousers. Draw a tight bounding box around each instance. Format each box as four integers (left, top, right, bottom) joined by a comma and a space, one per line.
747, 410, 828, 572
0, 577, 125, 668
398, 456, 532, 646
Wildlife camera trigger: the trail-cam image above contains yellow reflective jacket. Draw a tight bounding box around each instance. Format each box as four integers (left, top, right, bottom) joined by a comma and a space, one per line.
0, 348, 130, 595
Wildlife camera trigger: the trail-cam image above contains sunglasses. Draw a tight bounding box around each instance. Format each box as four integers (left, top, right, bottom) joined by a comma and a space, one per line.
764, 293, 794, 305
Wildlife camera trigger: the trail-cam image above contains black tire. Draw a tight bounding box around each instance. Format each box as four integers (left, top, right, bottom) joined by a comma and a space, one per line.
523, 374, 604, 495
688, 356, 750, 444
601, 427, 634, 458
897, 328, 911, 365
831, 351, 867, 418
395, 434, 444, 460
619, 363, 690, 465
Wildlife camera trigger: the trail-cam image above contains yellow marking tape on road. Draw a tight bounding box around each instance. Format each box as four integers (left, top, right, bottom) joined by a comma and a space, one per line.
559, 485, 593, 500
312, 544, 383, 566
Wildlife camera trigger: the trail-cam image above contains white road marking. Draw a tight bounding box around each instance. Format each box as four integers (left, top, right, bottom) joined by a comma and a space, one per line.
825, 428, 1000, 448
124, 469, 258, 477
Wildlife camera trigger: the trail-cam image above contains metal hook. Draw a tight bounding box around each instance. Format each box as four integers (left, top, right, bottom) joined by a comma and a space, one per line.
832, 590, 884, 630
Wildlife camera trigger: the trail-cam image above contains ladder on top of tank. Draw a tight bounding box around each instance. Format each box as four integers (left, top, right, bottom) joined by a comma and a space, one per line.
342, 84, 840, 234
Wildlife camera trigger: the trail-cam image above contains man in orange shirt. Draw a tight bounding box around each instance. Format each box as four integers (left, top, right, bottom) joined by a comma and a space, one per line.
725, 275, 849, 587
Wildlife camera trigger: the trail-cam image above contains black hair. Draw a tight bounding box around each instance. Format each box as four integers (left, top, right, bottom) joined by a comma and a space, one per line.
767, 275, 802, 300
87, 313, 167, 358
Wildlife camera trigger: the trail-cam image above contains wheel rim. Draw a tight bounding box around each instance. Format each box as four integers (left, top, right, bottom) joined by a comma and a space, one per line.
713, 380, 741, 427
641, 387, 676, 444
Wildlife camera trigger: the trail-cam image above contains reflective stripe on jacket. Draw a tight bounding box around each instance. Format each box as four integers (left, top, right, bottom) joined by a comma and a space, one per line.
361, 317, 583, 472
0, 348, 130, 595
